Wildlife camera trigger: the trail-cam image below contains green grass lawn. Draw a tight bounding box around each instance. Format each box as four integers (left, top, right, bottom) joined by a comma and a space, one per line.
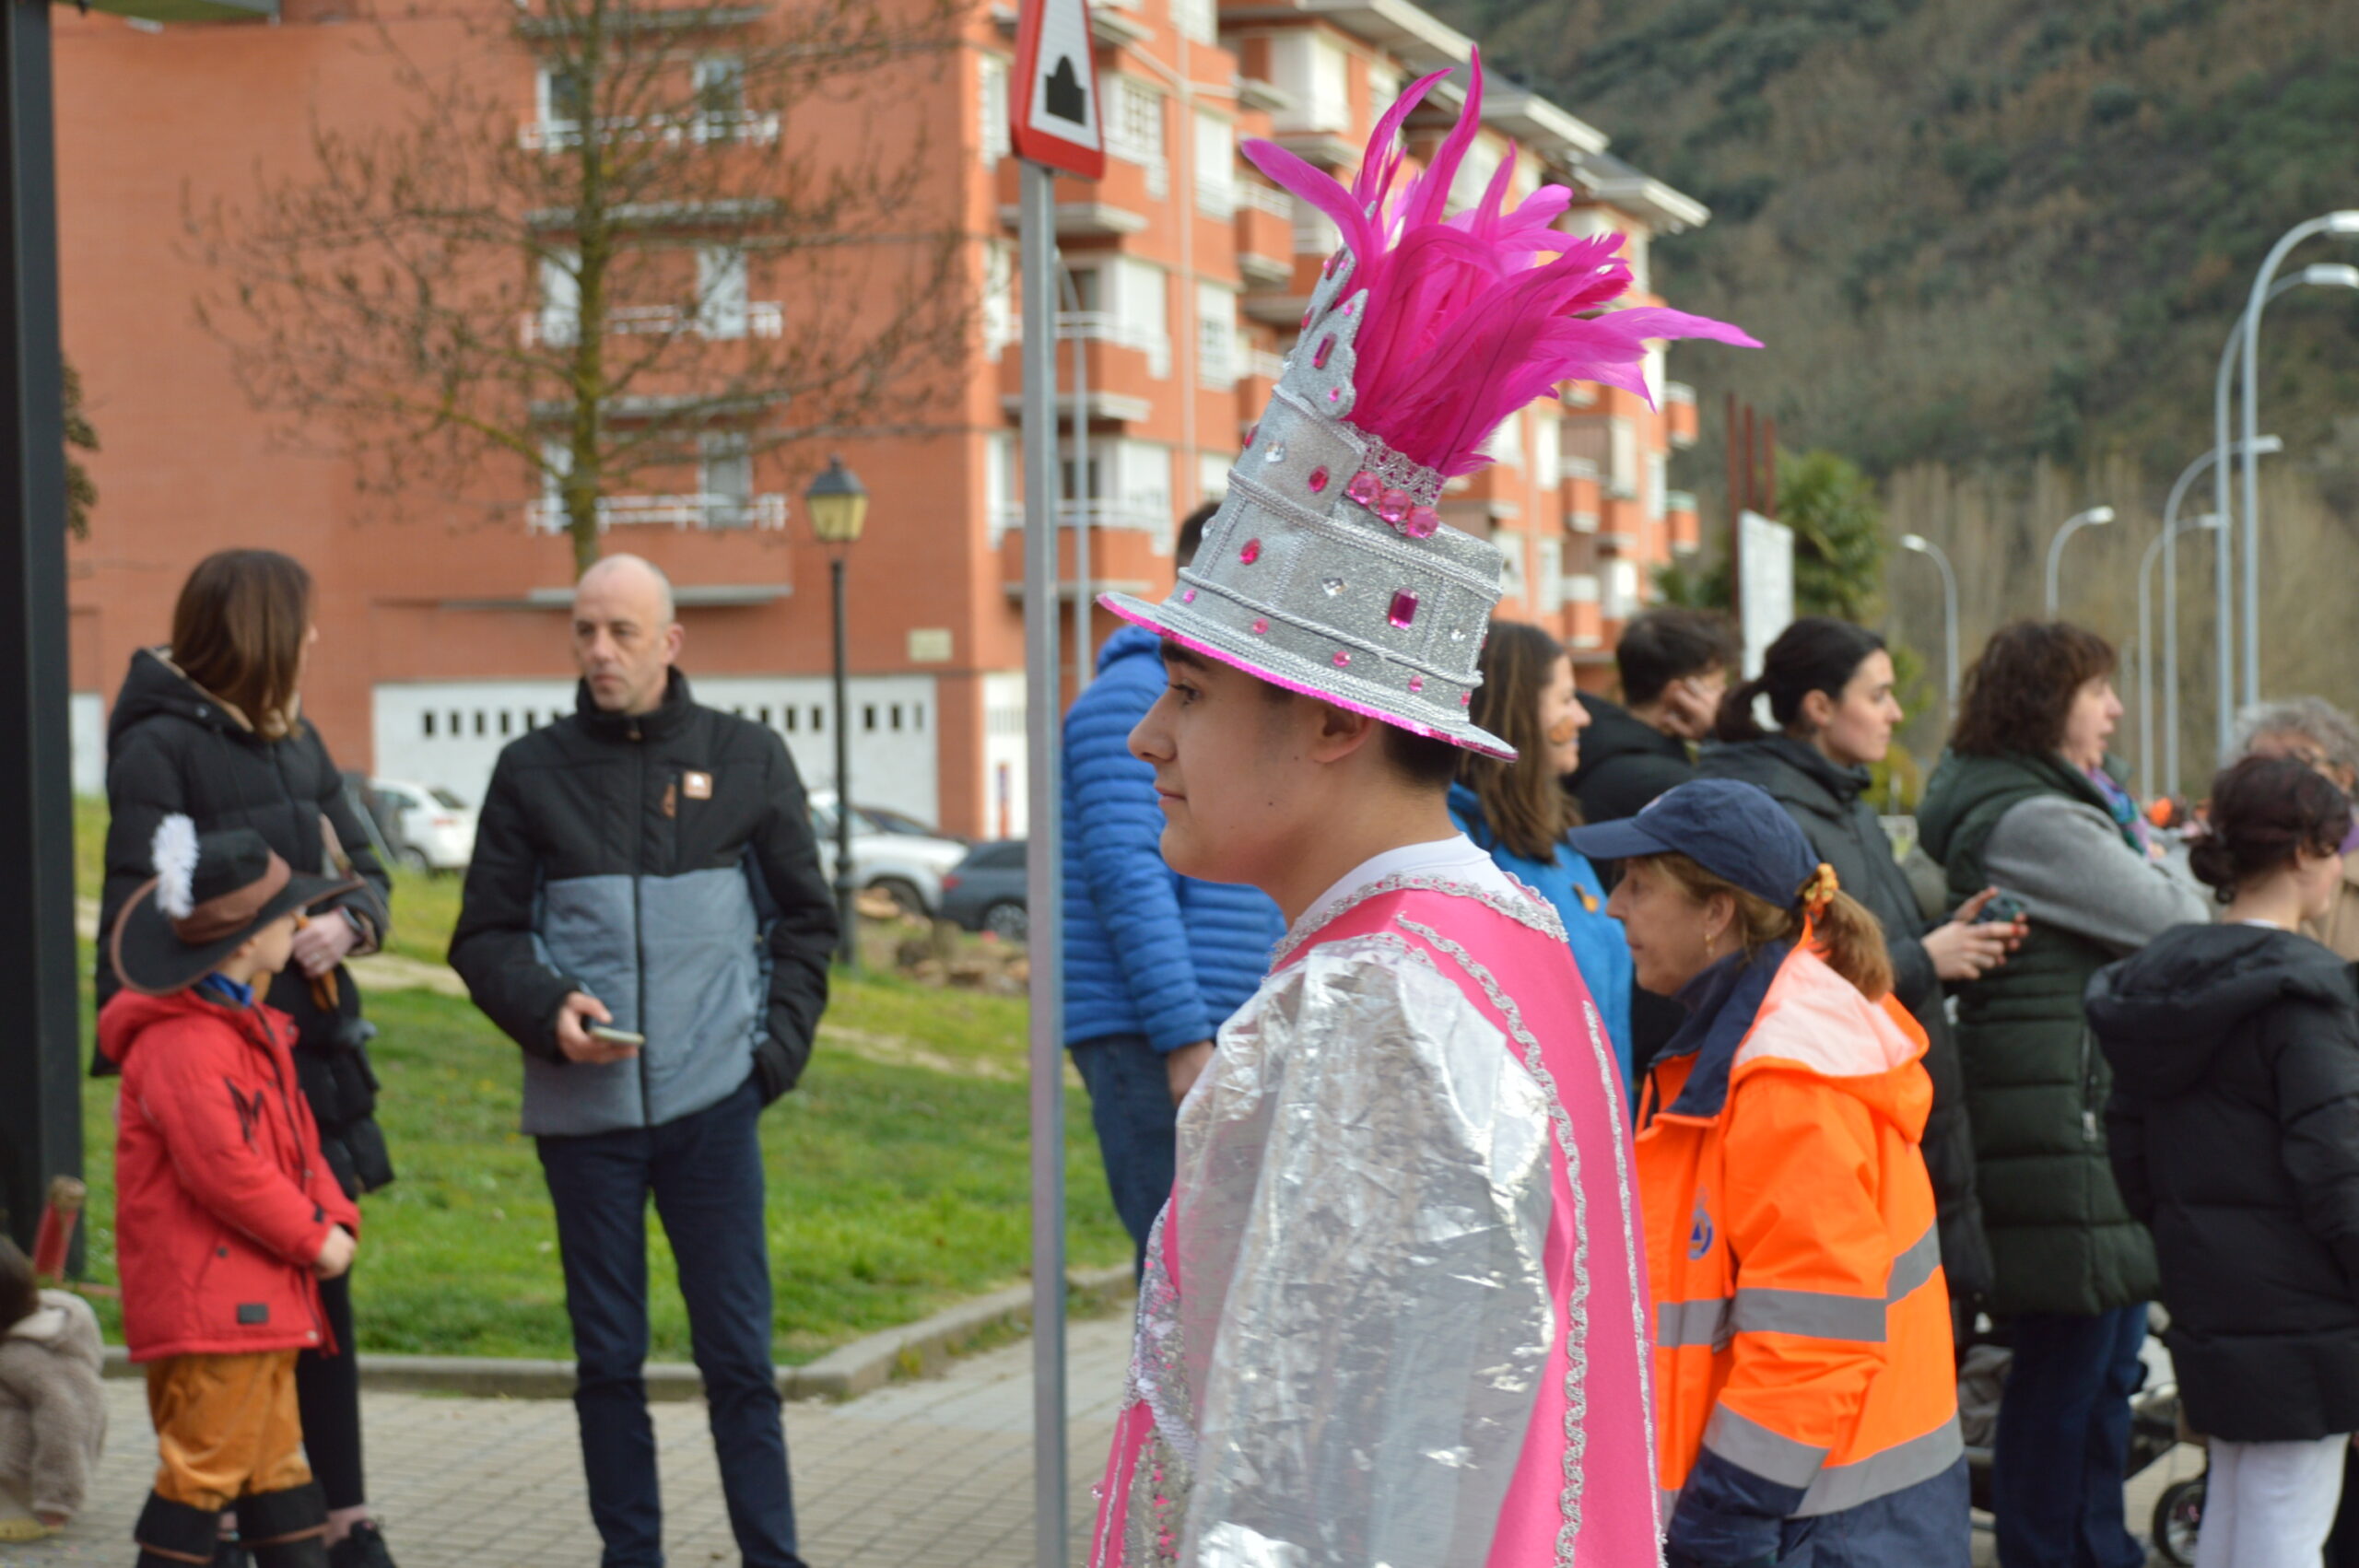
70, 801, 1127, 1363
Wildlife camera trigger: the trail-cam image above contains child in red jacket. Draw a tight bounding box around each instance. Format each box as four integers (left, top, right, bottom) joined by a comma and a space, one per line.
100, 816, 362, 1568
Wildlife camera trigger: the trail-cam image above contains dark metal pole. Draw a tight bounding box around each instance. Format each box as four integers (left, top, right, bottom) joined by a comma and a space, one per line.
829, 553, 856, 969
0, 0, 82, 1251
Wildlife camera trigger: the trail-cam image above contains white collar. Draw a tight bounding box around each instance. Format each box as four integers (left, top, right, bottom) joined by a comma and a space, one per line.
1296, 833, 1519, 936
6, 1305, 67, 1342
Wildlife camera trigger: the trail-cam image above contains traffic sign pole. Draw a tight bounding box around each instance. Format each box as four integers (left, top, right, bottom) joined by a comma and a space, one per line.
1018, 152, 1071, 1568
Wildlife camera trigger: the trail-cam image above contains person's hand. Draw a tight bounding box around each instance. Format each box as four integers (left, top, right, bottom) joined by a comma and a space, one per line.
1924, 889, 2025, 982
1661, 676, 1721, 741
314, 1226, 357, 1280
1166, 1040, 1215, 1105
289, 913, 361, 979
555, 991, 633, 1064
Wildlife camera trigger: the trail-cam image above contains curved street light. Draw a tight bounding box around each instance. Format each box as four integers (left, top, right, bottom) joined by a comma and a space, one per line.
2139, 510, 2228, 800
1898, 534, 1959, 716
2217, 222, 2359, 751
2156, 436, 2281, 792
2044, 505, 2115, 617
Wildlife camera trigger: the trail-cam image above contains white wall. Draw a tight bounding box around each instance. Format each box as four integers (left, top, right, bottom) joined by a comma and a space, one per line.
372, 674, 944, 827
980, 671, 1028, 840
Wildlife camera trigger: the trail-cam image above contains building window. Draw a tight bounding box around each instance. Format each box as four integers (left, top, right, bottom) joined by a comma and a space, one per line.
1366, 61, 1398, 117
421, 712, 435, 738
1107, 77, 1167, 194
701, 432, 754, 529
1290, 194, 1340, 257
1608, 416, 1638, 499
1534, 414, 1562, 489
697, 245, 749, 340
538, 64, 590, 141
1192, 112, 1234, 218
538, 250, 580, 346
1537, 537, 1564, 614
1451, 137, 1505, 214
1195, 281, 1237, 390
983, 240, 1016, 357
1197, 449, 1233, 505
1268, 32, 1350, 133
1497, 531, 1527, 601
1170, 0, 1214, 45
1603, 558, 1640, 621
692, 55, 745, 140
863, 704, 877, 733
979, 53, 1011, 167
1480, 412, 1523, 469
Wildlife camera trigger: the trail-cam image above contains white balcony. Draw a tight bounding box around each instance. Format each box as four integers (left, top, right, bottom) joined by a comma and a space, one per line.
1054, 310, 1172, 379
519, 111, 782, 152
1236, 182, 1293, 219
1249, 349, 1287, 382
1666, 489, 1698, 513
526, 493, 788, 533
522, 300, 783, 347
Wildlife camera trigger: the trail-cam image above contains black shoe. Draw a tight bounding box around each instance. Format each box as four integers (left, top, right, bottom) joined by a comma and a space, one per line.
211, 1539, 252, 1568
327, 1520, 396, 1568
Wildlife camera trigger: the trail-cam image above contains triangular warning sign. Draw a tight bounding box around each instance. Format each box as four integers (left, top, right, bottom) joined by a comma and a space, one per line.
1012, 0, 1106, 179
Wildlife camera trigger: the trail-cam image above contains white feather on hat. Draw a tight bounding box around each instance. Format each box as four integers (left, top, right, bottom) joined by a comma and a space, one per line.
152, 813, 198, 920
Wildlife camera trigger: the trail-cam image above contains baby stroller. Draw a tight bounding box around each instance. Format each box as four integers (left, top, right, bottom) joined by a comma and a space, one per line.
1959, 1336, 2206, 1566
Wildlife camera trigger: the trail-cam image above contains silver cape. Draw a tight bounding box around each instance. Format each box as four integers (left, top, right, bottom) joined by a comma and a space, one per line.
1116, 931, 1558, 1566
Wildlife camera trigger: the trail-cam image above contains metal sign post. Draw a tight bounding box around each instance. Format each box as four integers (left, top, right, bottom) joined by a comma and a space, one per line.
1012, 0, 1101, 1558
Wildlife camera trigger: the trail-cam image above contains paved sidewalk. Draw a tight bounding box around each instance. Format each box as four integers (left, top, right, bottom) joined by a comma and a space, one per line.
3, 1316, 1133, 1568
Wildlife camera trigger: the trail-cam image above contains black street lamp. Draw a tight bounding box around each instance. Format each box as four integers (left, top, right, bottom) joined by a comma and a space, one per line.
805, 454, 868, 968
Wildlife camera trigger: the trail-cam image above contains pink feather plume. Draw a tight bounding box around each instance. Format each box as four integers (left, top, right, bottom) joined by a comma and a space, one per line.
1243, 53, 1760, 478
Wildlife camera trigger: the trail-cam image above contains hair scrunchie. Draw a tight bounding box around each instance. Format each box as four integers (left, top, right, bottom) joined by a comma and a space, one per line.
1800, 862, 1840, 920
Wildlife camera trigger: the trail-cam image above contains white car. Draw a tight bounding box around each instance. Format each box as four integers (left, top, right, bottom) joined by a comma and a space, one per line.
806, 790, 969, 918
369, 778, 478, 872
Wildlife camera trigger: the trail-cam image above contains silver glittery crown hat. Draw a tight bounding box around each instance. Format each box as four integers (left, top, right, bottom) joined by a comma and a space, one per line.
1100, 53, 1756, 760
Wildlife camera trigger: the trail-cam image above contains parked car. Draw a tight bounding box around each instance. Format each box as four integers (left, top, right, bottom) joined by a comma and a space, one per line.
368, 778, 478, 872
859, 804, 970, 846
806, 790, 970, 919
940, 839, 1028, 942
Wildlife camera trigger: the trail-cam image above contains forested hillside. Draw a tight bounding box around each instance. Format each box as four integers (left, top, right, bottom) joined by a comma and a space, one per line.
1439, 0, 2359, 487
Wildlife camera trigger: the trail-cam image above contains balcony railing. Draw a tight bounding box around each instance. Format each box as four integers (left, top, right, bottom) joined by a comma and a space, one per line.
1665, 381, 1697, 406
1665, 489, 1698, 514
1249, 349, 1287, 382
523, 300, 783, 347
526, 492, 788, 533
1054, 310, 1172, 379
520, 110, 782, 151
1196, 180, 1237, 220
1236, 182, 1294, 219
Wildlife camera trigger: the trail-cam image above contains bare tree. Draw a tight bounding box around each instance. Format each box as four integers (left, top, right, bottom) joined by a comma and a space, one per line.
190, 0, 973, 575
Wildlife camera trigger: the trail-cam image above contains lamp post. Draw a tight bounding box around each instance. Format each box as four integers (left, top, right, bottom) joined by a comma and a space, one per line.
2157, 435, 2282, 792
805, 454, 869, 968
2043, 505, 2115, 617
2139, 510, 2227, 800
2237, 219, 2359, 716
1898, 534, 1959, 717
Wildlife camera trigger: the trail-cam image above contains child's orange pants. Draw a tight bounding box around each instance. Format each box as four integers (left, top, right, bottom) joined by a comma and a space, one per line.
144, 1352, 312, 1511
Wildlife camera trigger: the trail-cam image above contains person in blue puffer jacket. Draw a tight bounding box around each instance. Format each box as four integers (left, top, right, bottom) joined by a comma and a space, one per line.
1062, 504, 1285, 1272
1449, 620, 1636, 1090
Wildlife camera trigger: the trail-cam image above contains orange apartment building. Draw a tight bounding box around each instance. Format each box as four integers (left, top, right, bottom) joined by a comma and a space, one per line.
53, 0, 1710, 840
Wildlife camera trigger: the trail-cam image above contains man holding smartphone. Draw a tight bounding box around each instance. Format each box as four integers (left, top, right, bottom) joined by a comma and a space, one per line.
451, 554, 836, 1568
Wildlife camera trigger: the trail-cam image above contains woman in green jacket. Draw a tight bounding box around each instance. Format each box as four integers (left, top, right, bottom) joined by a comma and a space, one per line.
1917, 620, 2208, 1568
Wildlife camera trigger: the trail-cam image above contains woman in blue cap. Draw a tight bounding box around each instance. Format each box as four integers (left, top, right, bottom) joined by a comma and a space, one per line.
1568, 778, 1968, 1568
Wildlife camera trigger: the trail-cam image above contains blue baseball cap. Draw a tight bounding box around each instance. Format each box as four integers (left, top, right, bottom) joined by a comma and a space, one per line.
1564, 778, 1822, 910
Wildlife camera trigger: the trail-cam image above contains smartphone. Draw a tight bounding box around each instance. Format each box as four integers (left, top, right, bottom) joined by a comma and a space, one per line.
586, 1024, 646, 1048
1972, 892, 2028, 927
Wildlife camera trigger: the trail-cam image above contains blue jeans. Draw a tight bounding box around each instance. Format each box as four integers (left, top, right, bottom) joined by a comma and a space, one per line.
1993, 1305, 2149, 1568
1070, 1034, 1178, 1277
537, 1074, 803, 1568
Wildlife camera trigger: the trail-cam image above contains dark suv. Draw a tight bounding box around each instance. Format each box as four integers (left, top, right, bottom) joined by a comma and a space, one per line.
939, 840, 1027, 941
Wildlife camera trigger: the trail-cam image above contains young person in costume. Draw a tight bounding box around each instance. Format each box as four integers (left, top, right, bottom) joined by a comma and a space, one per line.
1567, 780, 1968, 1567
1085, 55, 1755, 1567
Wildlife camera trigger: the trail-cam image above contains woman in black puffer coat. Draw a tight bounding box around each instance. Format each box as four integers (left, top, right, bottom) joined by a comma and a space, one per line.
97, 549, 399, 1568
2088, 755, 2359, 1568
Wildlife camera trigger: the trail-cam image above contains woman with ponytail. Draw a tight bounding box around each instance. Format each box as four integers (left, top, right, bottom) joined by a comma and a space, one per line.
1568, 779, 1968, 1567
1451, 621, 1636, 1086
1701, 617, 2015, 1308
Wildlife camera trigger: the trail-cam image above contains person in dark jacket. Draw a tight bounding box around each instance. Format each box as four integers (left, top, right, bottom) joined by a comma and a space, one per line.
1917, 620, 2210, 1568
2088, 754, 2359, 1568
1701, 617, 2021, 1312
96, 549, 397, 1568
1062, 504, 1284, 1271
1564, 607, 1732, 825
1567, 609, 1734, 1078
449, 554, 835, 1568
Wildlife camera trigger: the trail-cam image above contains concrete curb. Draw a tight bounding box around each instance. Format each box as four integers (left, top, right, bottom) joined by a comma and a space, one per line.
100, 1265, 1134, 1404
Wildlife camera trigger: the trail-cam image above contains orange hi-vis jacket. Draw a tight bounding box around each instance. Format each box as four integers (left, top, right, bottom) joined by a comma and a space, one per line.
1638, 942, 1963, 1536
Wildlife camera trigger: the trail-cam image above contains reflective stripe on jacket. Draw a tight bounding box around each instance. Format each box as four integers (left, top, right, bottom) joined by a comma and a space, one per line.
1639, 943, 1961, 1527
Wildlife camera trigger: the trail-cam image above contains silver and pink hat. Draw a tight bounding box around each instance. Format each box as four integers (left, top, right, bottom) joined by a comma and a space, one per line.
1100, 53, 1756, 763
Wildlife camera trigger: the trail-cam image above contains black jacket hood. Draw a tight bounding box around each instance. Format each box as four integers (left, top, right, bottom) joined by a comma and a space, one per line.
1566, 696, 1684, 786
108, 647, 247, 747
2087, 923, 2359, 1099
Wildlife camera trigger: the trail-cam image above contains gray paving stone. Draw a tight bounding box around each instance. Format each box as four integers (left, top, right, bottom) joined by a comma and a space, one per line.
1, 1316, 1132, 1568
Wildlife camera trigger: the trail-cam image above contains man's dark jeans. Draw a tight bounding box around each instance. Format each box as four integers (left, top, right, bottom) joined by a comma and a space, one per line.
1071, 1034, 1178, 1277
537, 1073, 804, 1568
1991, 1304, 2149, 1568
